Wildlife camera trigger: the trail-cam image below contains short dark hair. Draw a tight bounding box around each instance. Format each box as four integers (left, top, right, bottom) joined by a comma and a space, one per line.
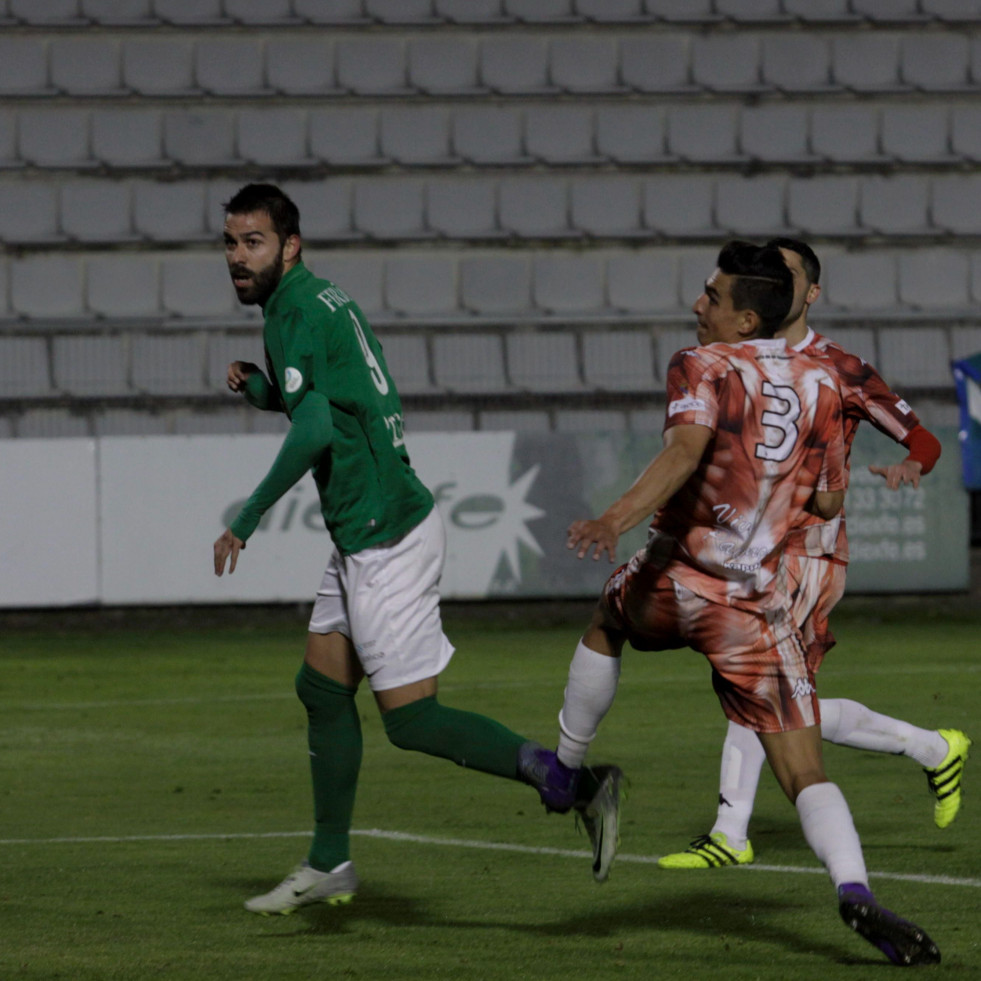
766, 236, 821, 285
223, 183, 301, 244
716, 240, 794, 339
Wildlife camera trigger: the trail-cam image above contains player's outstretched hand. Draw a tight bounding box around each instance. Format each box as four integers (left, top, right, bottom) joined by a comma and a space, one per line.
567, 518, 619, 563
227, 360, 260, 393
214, 528, 246, 576
868, 459, 923, 491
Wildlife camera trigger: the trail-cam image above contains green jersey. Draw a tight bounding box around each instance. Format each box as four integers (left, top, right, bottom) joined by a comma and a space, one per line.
229, 260, 433, 555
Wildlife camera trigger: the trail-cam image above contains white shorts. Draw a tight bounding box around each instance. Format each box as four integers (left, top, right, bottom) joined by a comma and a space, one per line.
308, 506, 455, 692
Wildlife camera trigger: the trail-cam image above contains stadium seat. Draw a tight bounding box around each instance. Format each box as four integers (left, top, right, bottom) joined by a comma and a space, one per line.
571, 176, 644, 237
619, 35, 697, 93
206, 331, 261, 392
533, 254, 605, 314
950, 325, 981, 360
161, 256, 238, 318
163, 110, 237, 166
122, 38, 199, 96
850, 0, 928, 19
0, 336, 54, 397
656, 327, 699, 383
920, 0, 981, 21
951, 105, 981, 161
434, 0, 510, 23
678, 247, 722, 307
507, 332, 583, 391
50, 37, 126, 95
17, 409, 91, 438
690, 34, 766, 91
810, 104, 888, 163
86, 254, 162, 319
740, 104, 819, 163
555, 409, 627, 433
575, 0, 650, 22
549, 36, 626, 92
787, 175, 863, 236
0, 38, 54, 95
930, 174, 981, 234
643, 174, 716, 237
9, 0, 87, 23
380, 106, 458, 165
18, 108, 95, 168
606, 250, 681, 313
279, 179, 359, 242
266, 38, 342, 95
644, 0, 719, 21
53, 334, 130, 396
309, 108, 386, 167
0, 182, 63, 244
366, 0, 442, 22
93, 409, 170, 437
595, 105, 671, 164
818, 326, 877, 366
375, 334, 435, 395
880, 106, 956, 164
877, 327, 953, 389
524, 106, 602, 164
61, 179, 138, 243
714, 0, 789, 20
10, 255, 86, 319
901, 33, 972, 90
292, 0, 372, 23
133, 180, 211, 242
384, 254, 458, 318
408, 37, 485, 93
151, 0, 229, 24
582, 330, 656, 391
460, 254, 534, 316
506, 0, 579, 20
426, 177, 502, 238
91, 109, 168, 167
499, 177, 575, 239
780, 0, 862, 19
237, 108, 316, 167
305, 250, 385, 317
336, 37, 411, 94
897, 249, 971, 310
860, 175, 932, 235
832, 33, 909, 92
478, 409, 551, 432
628, 408, 666, 432
194, 38, 269, 96
821, 252, 897, 311
224, 0, 300, 23
131, 333, 209, 394
667, 104, 746, 163
354, 178, 431, 239
432, 333, 508, 392
715, 174, 793, 238
760, 34, 839, 92
479, 36, 557, 93
452, 105, 530, 165
0, 111, 17, 170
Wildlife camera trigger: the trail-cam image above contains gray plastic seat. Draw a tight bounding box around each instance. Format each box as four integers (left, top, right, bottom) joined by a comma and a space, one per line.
811, 105, 888, 163
10, 255, 86, 319
460, 254, 533, 316
92, 109, 167, 167
336, 37, 411, 94
714, 0, 789, 19
643, 174, 715, 236
426, 177, 501, 238
380, 106, 457, 165
305, 250, 385, 317
691, 34, 766, 92
224, 0, 300, 23
901, 33, 972, 90
832, 33, 909, 92
787, 176, 863, 235
18, 108, 94, 168
606, 250, 681, 313
850, 0, 928, 18
9, 0, 87, 23
507, 332, 583, 391
123, 38, 198, 96
0, 38, 54, 95
452, 106, 529, 165
151, 0, 229, 23
18, 409, 92, 438
366, 0, 441, 21
266, 38, 341, 95
376, 334, 434, 395
760, 34, 838, 92
86, 254, 161, 318
53, 334, 130, 396
505, 0, 579, 20
161, 256, 238, 318
877, 327, 952, 389
921, 0, 981, 20
93, 409, 170, 437
163, 110, 237, 166
0, 111, 17, 170
61, 179, 137, 243
781, 0, 861, 20
619, 34, 696, 93
533, 254, 605, 314
0, 336, 53, 396
595, 105, 671, 163
575, 0, 649, 21
678, 247, 722, 308
897, 249, 971, 311
195, 38, 269, 96
950, 325, 981, 360
238, 108, 316, 167
571, 176, 644, 237
206, 331, 264, 393
524, 106, 601, 164
480, 36, 556, 93
880, 105, 956, 164
434, 0, 510, 22
582, 330, 655, 391
667, 104, 745, 163
280, 179, 359, 241
51, 37, 126, 95
293, 0, 372, 23
860, 175, 931, 235
408, 37, 484, 93
133, 180, 210, 242
549, 36, 626, 92
310, 108, 385, 167
815, 325, 877, 365
132, 334, 209, 394
384, 253, 458, 318
498, 176, 573, 239
714, 174, 792, 238
821, 252, 897, 312
741, 104, 819, 163
433, 333, 508, 392
951, 105, 981, 161
931, 174, 981, 234
354, 178, 431, 239
655, 327, 698, 383
644, 0, 719, 21
0, 182, 63, 244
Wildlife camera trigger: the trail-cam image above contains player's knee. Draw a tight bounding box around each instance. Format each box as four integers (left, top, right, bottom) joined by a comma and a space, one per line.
382, 695, 438, 752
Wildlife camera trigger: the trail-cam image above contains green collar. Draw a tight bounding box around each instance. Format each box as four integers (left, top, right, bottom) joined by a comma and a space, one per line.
263, 259, 311, 317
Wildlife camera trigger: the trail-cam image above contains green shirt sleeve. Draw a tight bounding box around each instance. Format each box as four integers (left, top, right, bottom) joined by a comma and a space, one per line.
243, 370, 285, 413
229, 389, 333, 541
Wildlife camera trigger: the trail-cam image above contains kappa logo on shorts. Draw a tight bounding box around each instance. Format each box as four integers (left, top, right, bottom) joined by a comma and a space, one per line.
790, 678, 816, 699
284, 367, 303, 393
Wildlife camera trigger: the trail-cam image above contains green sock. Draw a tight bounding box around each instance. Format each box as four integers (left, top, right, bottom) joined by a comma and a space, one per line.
295, 663, 362, 872
382, 695, 528, 780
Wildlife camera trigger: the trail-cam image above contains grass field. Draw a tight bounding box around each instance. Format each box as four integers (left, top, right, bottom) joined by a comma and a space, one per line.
1, 598, 978, 980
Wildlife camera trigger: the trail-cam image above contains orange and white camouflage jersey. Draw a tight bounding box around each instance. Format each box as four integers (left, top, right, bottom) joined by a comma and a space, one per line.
650, 337, 845, 614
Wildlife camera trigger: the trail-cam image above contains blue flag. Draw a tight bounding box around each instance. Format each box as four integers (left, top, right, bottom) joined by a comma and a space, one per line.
952, 351, 981, 490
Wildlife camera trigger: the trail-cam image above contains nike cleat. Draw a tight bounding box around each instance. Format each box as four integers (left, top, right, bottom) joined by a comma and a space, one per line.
657, 832, 754, 870
244, 861, 358, 915
838, 882, 941, 967
517, 741, 580, 813
924, 729, 971, 829
576, 765, 624, 883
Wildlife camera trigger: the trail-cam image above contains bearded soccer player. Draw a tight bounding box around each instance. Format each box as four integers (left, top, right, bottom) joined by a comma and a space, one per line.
658, 238, 969, 873
523, 241, 940, 967
213, 183, 614, 914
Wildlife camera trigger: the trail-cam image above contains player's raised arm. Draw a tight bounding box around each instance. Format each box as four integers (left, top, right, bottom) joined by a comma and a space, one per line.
867, 423, 942, 490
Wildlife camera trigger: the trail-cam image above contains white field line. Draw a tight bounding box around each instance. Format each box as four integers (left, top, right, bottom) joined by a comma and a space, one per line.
1, 826, 978, 889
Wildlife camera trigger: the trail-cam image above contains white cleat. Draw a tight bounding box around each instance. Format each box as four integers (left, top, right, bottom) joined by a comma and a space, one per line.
244, 861, 358, 916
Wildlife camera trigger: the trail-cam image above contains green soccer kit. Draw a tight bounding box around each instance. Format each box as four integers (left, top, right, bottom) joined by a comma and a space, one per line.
229, 260, 433, 553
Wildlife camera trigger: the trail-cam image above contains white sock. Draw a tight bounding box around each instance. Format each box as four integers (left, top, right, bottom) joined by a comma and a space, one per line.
796, 781, 868, 889
556, 639, 621, 769
710, 721, 766, 850
820, 698, 948, 767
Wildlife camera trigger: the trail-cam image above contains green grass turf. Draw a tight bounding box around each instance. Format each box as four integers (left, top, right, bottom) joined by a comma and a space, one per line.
1, 599, 978, 980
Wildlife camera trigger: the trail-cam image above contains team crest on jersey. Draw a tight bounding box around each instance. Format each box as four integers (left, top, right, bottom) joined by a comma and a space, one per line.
284, 367, 303, 393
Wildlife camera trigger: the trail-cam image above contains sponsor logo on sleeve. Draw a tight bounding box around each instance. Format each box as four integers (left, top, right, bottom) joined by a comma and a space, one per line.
284, 367, 303, 393
668, 396, 707, 416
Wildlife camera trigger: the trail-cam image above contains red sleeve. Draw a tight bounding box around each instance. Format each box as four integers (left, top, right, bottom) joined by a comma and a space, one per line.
901, 424, 941, 476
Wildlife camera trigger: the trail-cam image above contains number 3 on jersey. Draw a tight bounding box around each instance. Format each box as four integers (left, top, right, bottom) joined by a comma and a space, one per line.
755, 382, 801, 462
350, 309, 389, 395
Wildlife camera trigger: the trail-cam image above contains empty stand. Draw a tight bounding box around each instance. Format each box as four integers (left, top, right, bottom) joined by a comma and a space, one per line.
582, 330, 655, 391
160, 256, 238, 318
532, 254, 605, 313
18, 109, 95, 168
760, 34, 839, 92
931, 174, 981, 234
266, 38, 342, 95
426, 177, 502, 238
10, 256, 86, 319
133, 180, 211, 242
433, 333, 508, 392
0, 336, 53, 397
336, 37, 412, 94
897, 249, 971, 310
619, 35, 697, 93
549, 36, 626, 93
51, 37, 126, 96
876, 327, 953, 389
524, 106, 602, 164
821, 252, 898, 311
880, 105, 956, 163
810, 104, 889, 163
131, 333, 209, 394
354, 178, 431, 239
61, 179, 138, 243
151, 0, 229, 24
91, 109, 168, 168
86, 254, 162, 319
376, 334, 435, 394
380, 106, 458, 165
460, 254, 534, 316
787, 176, 863, 236
366, 0, 442, 22
691, 34, 766, 92
407, 37, 485, 94
951, 105, 981, 161
714, 174, 793, 238
237, 108, 317, 167
860, 175, 932, 235
667, 104, 745, 163
280, 179, 359, 241
452, 106, 530, 165
0, 38, 53, 96
571, 176, 644, 237
831, 33, 909, 92
643, 174, 716, 237
0, 182, 63, 244
384, 253, 458, 317
53, 334, 130, 396
309, 108, 386, 167
498, 176, 574, 239
122, 38, 199, 96
195, 38, 269, 97
305, 250, 385, 317
480, 36, 557, 93
901, 33, 972, 90
163, 110, 237, 166
595, 105, 672, 164
507, 332, 582, 391
224, 0, 300, 24
606, 251, 680, 313
740, 104, 819, 163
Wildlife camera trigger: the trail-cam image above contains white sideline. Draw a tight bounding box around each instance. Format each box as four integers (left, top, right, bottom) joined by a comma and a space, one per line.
1, 827, 978, 889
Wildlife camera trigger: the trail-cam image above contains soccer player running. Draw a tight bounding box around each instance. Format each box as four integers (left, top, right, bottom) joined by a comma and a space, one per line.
658, 238, 969, 872
212, 183, 612, 915
526, 241, 940, 967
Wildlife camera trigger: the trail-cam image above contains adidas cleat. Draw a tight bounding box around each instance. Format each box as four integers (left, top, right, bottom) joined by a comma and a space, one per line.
924, 729, 971, 829
244, 861, 358, 916
657, 832, 754, 870
576, 765, 624, 883
838, 883, 941, 967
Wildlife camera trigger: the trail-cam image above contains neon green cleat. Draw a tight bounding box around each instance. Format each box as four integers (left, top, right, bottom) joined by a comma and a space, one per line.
924, 729, 971, 829
657, 832, 754, 870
